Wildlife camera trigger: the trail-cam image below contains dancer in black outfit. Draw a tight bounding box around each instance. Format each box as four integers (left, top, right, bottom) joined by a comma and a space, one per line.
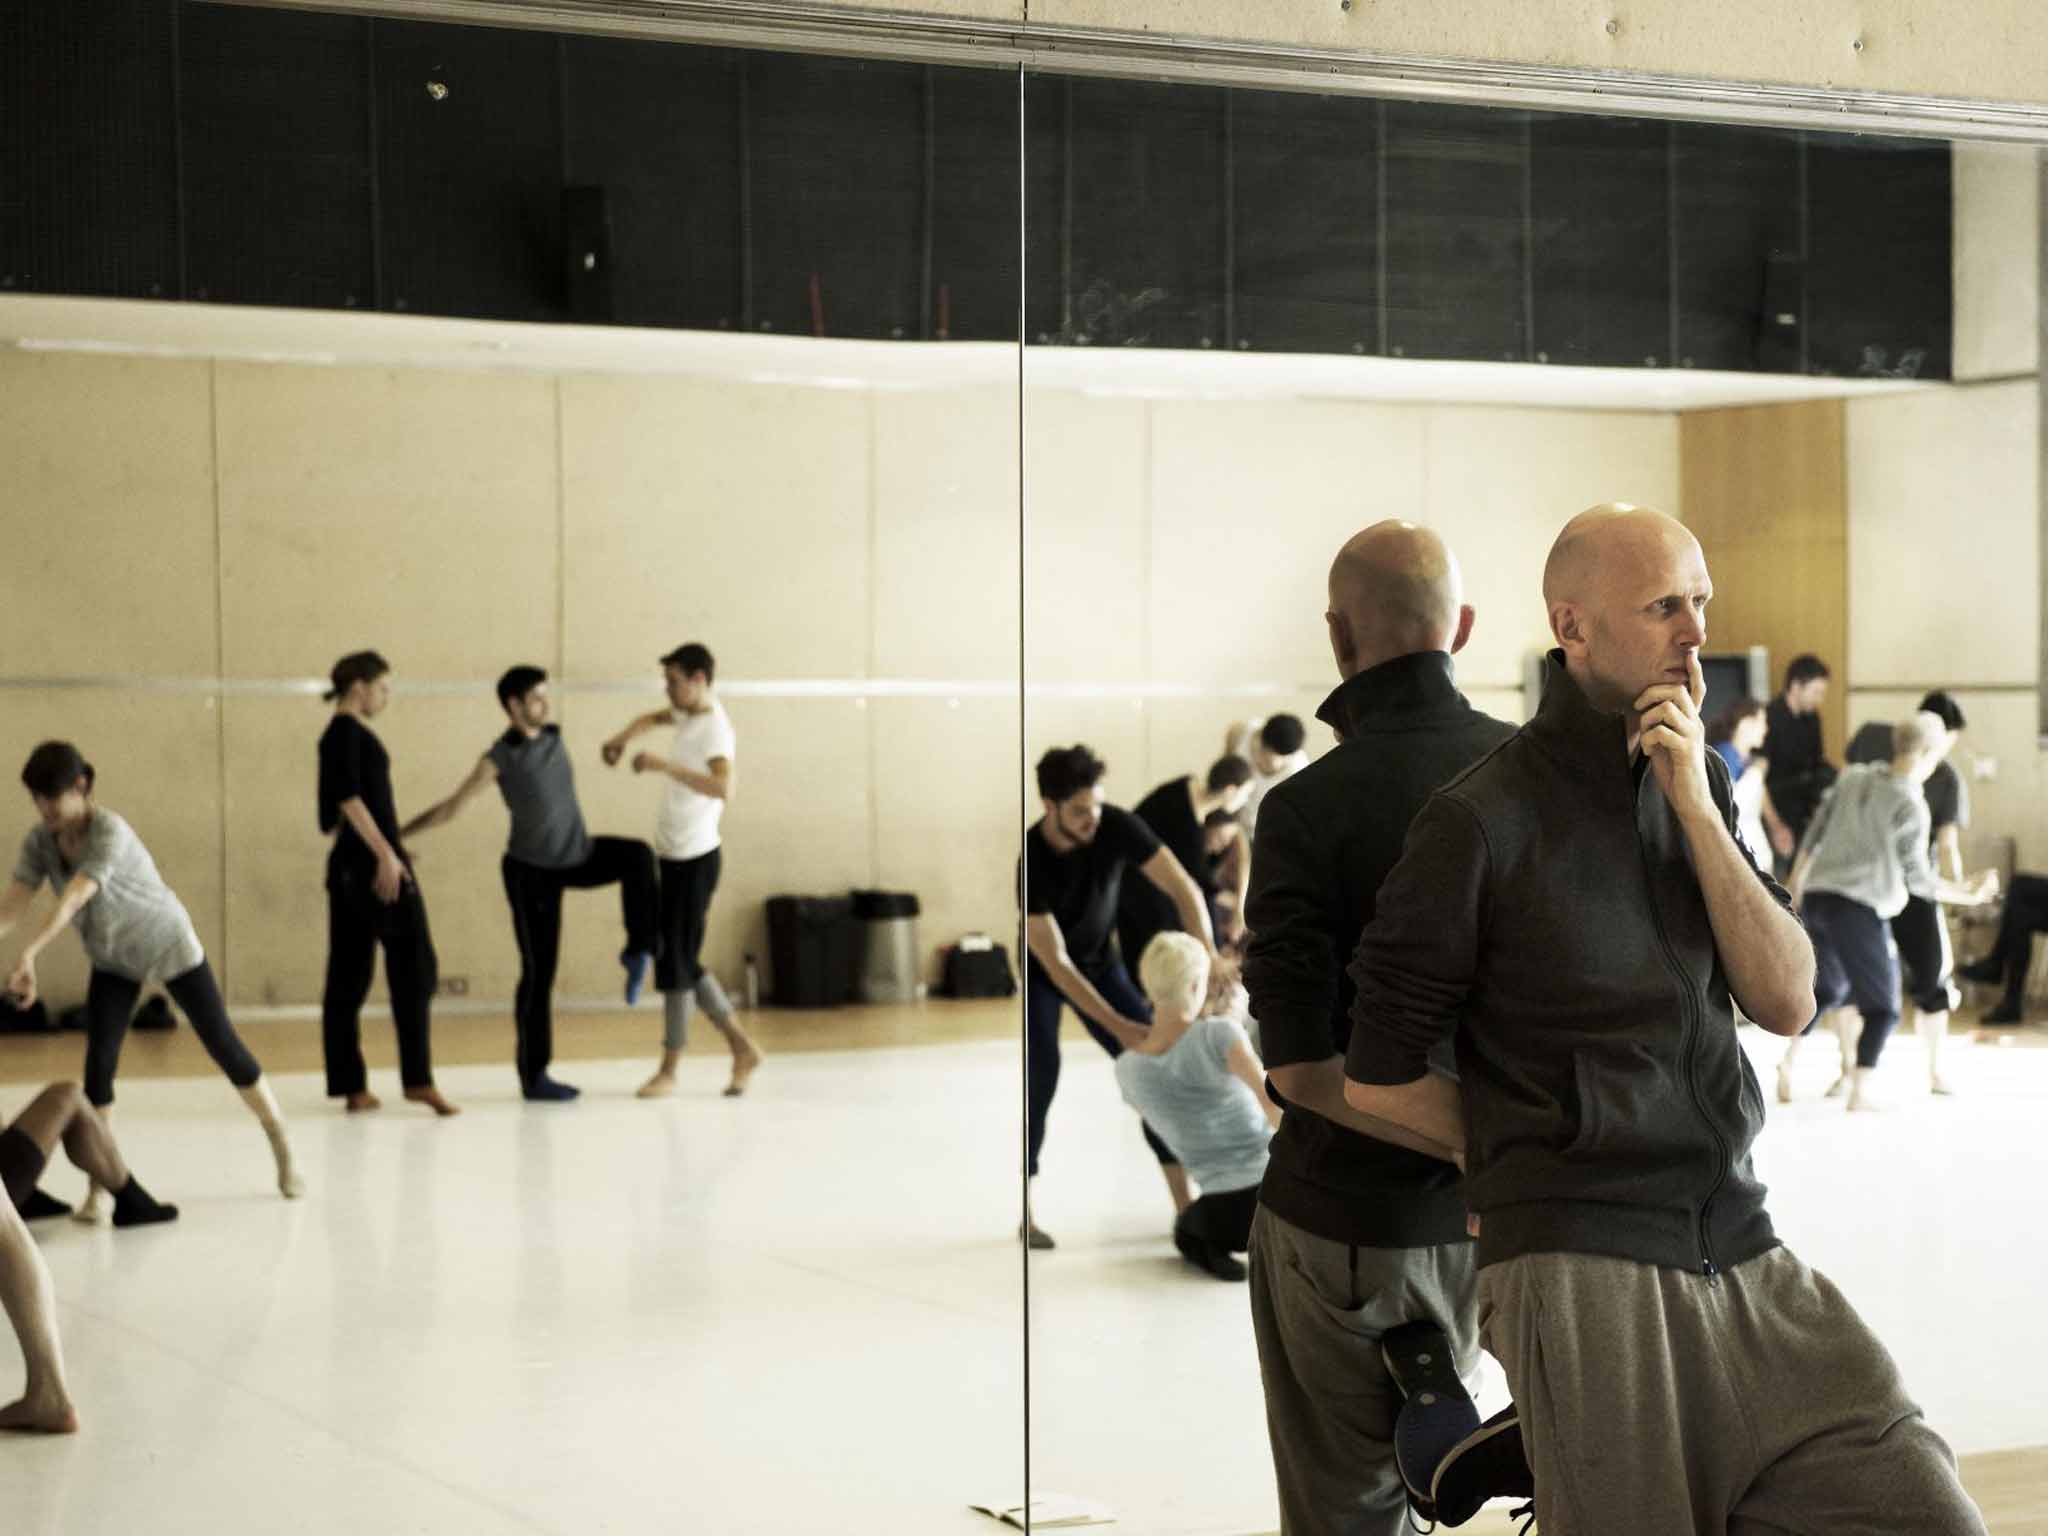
317, 652, 457, 1116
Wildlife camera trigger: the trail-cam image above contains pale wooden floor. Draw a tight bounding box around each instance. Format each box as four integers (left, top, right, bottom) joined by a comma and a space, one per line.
8, 999, 2047, 1531
0, 994, 1021, 1087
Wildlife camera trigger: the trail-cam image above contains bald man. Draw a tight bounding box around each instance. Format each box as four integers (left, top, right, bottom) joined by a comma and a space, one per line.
1343, 505, 1984, 1534
1243, 521, 1516, 1534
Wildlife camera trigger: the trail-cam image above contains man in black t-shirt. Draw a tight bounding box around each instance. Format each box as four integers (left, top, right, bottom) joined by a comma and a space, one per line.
1760, 653, 1834, 871
1021, 744, 1228, 1249
1243, 522, 1513, 1535
1117, 754, 1254, 968
1845, 690, 1977, 1078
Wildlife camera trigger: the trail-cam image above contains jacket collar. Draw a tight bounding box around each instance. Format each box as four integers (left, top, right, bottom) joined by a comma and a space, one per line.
1314, 651, 1463, 741
1525, 648, 1635, 776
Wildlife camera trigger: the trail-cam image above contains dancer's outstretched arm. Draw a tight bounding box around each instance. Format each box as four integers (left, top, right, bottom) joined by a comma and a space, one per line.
0, 1197, 76, 1434
5, 874, 98, 1009
401, 756, 497, 839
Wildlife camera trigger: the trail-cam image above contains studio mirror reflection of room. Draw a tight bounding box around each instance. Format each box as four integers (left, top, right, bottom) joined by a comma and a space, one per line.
1021, 70, 2046, 1536
0, 9, 1027, 1535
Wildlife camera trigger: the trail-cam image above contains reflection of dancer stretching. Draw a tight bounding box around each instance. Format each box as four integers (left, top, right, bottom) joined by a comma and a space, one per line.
1021, 745, 1226, 1247
2, 743, 301, 1211
318, 652, 458, 1117
1116, 934, 1277, 1282
602, 643, 761, 1099
404, 666, 662, 1103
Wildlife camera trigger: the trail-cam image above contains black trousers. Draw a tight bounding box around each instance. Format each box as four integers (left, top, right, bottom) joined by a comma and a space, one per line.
503, 837, 660, 1084
654, 847, 721, 992
322, 862, 437, 1096
1176, 1182, 1260, 1255
1024, 954, 1176, 1178
1806, 890, 1902, 1069
1978, 872, 2048, 1004
83, 960, 262, 1108
1890, 894, 1955, 1014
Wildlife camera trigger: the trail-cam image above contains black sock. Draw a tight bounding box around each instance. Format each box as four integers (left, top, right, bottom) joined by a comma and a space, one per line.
111, 1175, 179, 1228
18, 1187, 71, 1221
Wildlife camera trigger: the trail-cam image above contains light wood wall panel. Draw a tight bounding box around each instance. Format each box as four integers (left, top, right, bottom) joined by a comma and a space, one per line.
1022, 390, 1148, 686
559, 375, 871, 682
1846, 383, 2037, 690
0, 688, 226, 1011
1426, 407, 1682, 691
0, 353, 218, 677
872, 695, 1023, 975
1679, 400, 1850, 754
873, 386, 1022, 681
1147, 400, 1428, 688
215, 363, 560, 680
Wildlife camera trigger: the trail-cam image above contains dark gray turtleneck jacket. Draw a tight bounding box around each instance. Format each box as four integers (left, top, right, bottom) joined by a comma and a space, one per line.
1345, 649, 1801, 1278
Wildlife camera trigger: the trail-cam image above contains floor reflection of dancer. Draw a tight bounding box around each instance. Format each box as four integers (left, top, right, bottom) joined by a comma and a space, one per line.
318, 652, 458, 1117
1, 742, 302, 1211
404, 666, 662, 1103
602, 643, 761, 1099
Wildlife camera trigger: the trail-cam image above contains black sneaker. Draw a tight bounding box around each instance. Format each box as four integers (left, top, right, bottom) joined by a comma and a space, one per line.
1380, 1321, 1481, 1517
1431, 1404, 1535, 1526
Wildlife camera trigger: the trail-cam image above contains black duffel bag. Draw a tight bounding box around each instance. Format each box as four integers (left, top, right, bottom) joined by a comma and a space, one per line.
941, 937, 1016, 999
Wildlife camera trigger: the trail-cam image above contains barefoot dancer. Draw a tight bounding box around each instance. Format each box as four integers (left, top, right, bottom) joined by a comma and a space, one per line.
602, 643, 760, 1098
0, 1197, 73, 1434
2, 743, 302, 1208
317, 652, 457, 1117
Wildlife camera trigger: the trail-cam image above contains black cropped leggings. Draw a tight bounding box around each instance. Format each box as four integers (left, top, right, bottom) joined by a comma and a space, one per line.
84, 960, 262, 1108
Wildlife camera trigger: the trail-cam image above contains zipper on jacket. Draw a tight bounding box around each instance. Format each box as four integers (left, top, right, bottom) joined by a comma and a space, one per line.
1634, 786, 1731, 1284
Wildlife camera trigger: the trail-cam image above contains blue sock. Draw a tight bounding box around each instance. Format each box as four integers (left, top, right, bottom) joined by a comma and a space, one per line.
622, 950, 654, 1007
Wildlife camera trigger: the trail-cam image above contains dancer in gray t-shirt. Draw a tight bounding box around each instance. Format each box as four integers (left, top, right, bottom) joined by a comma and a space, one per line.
405, 666, 660, 1101
0, 742, 302, 1212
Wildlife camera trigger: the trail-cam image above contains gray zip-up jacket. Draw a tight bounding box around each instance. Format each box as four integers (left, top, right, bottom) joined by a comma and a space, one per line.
1345, 650, 1802, 1278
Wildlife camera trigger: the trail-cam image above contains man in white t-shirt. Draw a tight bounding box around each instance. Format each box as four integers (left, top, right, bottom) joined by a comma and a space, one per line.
603, 643, 762, 1099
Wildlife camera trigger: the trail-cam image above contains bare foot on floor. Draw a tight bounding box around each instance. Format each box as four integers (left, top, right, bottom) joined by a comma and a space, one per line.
345, 1092, 381, 1114
635, 1072, 677, 1100
0, 1392, 79, 1435
403, 1087, 460, 1117
725, 1043, 762, 1098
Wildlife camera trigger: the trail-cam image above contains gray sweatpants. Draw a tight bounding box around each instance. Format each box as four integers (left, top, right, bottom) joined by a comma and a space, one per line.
1247, 1204, 1480, 1536
1477, 1246, 1985, 1535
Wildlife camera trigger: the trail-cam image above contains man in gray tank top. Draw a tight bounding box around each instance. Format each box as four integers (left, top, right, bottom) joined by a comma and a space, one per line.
405, 666, 661, 1101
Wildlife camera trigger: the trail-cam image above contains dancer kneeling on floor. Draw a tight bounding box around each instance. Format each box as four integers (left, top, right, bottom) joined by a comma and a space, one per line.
1, 1083, 176, 1229
1115, 932, 1277, 1282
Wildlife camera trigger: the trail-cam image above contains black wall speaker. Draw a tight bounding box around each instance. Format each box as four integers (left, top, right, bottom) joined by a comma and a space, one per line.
1755, 252, 1805, 371
562, 185, 614, 322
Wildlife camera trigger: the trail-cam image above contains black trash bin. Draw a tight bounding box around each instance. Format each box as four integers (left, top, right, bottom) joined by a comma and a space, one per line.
765, 896, 862, 1006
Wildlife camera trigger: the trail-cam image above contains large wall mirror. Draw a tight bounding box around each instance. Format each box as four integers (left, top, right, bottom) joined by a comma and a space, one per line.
1019, 63, 2044, 1536
0, 7, 1026, 1533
